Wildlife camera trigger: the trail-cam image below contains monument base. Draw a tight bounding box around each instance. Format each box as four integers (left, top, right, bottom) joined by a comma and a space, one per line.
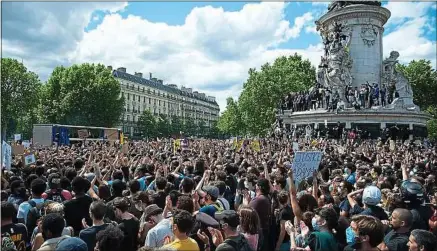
279, 107, 430, 139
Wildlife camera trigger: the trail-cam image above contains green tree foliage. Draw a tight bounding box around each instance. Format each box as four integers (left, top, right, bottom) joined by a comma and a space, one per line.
137, 110, 157, 138
237, 54, 316, 135
218, 97, 244, 136
40, 63, 124, 127
397, 60, 437, 139
156, 114, 170, 137
397, 60, 437, 110
183, 118, 196, 136
1, 58, 41, 139
170, 116, 183, 136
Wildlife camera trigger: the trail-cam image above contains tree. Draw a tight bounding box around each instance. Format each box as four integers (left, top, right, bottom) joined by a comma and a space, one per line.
156, 114, 170, 137
40, 63, 124, 127
1, 58, 42, 140
397, 60, 437, 139
183, 117, 196, 136
137, 110, 157, 138
170, 116, 183, 136
237, 54, 316, 135
397, 60, 437, 110
217, 97, 244, 136
197, 120, 207, 136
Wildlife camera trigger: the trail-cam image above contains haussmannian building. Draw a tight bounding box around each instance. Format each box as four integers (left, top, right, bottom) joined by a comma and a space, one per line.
110, 66, 220, 137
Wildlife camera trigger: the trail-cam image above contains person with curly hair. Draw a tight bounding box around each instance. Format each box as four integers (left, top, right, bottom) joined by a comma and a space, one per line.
94, 225, 124, 251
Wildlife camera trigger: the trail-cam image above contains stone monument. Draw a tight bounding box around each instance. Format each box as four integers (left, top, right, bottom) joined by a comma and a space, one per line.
278, 1, 430, 139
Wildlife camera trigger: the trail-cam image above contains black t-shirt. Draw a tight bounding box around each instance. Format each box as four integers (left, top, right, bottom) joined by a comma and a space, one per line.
118, 217, 140, 251
64, 195, 93, 236
151, 191, 167, 209
104, 196, 122, 222
249, 195, 271, 230
276, 205, 294, 243
383, 230, 409, 251
79, 224, 110, 251
1, 223, 28, 251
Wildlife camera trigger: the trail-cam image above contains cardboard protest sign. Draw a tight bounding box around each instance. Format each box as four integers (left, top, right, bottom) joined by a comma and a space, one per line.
2, 141, 12, 170
24, 154, 36, 166
78, 129, 88, 139
291, 151, 323, 185
22, 141, 31, 149
105, 129, 119, 141
14, 134, 21, 141
12, 145, 25, 155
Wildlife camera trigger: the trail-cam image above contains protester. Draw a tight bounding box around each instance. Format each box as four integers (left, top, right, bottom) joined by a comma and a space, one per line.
1, 135, 436, 251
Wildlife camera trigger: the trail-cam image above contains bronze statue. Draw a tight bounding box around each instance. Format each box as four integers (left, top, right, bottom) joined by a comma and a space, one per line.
328, 1, 382, 13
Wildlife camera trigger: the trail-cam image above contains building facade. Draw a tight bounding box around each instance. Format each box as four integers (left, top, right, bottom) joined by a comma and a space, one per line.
111, 66, 220, 137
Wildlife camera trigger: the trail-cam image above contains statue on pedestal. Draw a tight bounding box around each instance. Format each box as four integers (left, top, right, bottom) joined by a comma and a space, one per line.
382, 51, 417, 110
328, 1, 382, 13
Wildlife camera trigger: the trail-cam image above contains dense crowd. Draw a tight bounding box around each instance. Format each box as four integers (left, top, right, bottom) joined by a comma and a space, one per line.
279, 82, 397, 113
1, 137, 437, 251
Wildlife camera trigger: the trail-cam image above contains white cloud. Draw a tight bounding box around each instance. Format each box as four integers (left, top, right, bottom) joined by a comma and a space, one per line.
2, 1, 436, 112
67, 3, 315, 111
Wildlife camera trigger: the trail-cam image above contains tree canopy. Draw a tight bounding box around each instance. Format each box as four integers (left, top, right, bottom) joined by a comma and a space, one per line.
1, 58, 41, 139
219, 54, 316, 136
397, 59, 437, 139
40, 63, 124, 127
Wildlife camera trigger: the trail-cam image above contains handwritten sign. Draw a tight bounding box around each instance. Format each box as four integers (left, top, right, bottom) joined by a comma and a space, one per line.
389, 140, 395, 151
291, 151, 323, 185
24, 154, 36, 166
2, 141, 12, 170
12, 145, 25, 155
78, 129, 88, 139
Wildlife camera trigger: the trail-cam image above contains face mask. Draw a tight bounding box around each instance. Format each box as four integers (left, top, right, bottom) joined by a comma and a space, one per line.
337, 187, 343, 194
344, 168, 351, 175
413, 168, 418, 173
312, 218, 320, 232
329, 185, 334, 192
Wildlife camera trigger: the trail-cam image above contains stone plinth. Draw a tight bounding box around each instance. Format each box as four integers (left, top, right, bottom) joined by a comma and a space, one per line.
317, 4, 391, 88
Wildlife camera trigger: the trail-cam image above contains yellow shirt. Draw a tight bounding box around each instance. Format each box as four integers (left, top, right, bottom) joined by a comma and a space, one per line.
162, 237, 200, 251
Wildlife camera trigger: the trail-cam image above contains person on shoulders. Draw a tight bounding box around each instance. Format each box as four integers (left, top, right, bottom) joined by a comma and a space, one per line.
1, 202, 28, 251
42, 173, 72, 203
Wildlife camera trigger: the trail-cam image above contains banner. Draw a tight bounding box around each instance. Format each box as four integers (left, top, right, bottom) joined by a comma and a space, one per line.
2, 141, 12, 170
105, 129, 119, 141
174, 139, 181, 153
291, 151, 323, 185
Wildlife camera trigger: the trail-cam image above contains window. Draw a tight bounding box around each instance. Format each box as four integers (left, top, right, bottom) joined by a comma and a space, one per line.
138, 86, 140, 91
121, 92, 124, 97
133, 94, 135, 100
127, 115, 130, 122
127, 93, 130, 100
143, 97, 146, 103
142, 87, 145, 92
159, 100, 161, 106
138, 96, 140, 102
148, 98, 151, 104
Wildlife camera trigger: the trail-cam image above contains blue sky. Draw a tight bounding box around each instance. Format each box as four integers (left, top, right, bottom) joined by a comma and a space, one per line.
2, 1, 436, 111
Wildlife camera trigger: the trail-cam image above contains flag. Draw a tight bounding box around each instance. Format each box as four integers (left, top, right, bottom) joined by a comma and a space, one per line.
174, 139, 181, 153
120, 132, 124, 145
250, 140, 261, 152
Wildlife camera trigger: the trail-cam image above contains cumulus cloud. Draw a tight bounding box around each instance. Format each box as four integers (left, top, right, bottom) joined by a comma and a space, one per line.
1, 1, 436, 111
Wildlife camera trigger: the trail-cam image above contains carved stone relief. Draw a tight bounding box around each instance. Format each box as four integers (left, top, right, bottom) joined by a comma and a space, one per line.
361, 24, 378, 46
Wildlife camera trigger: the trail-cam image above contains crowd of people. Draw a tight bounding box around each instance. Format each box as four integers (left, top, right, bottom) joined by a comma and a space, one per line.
1, 136, 437, 251
279, 82, 397, 113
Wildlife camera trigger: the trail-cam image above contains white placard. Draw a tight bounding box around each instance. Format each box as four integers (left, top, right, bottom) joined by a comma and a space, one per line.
14, 134, 21, 141
22, 142, 31, 149
291, 151, 323, 185
2, 141, 12, 170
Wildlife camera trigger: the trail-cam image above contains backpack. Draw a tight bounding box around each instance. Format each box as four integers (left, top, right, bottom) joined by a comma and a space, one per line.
224, 235, 253, 251
45, 189, 66, 203
26, 200, 44, 239
212, 202, 224, 213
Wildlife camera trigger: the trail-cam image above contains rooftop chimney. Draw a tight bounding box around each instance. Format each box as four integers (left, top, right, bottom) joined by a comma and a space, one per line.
149, 72, 152, 80
117, 67, 126, 73
151, 77, 158, 82
134, 72, 143, 78
158, 79, 163, 85
107, 66, 113, 71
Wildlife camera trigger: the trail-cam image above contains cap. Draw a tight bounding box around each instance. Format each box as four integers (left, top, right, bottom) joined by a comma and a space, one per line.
55, 237, 88, 251
203, 186, 219, 198
196, 212, 219, 228
144, 204, 163, 220
362, 185, 381, 206
215, 210, 239, 228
